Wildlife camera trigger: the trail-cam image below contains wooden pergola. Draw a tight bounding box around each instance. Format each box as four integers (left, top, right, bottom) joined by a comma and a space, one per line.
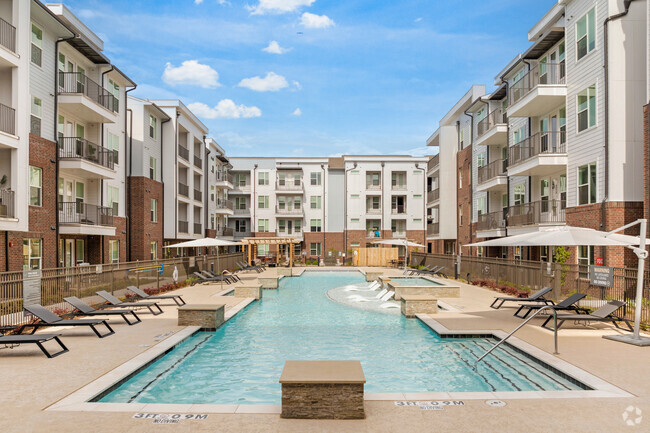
240, 237, 302, 267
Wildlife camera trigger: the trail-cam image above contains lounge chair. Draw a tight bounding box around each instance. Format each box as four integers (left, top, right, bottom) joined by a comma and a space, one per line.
203, 270, 239, 283
0, 333, 69, 358
193, 272, 232, 284
514, 293, 588, 319
64, 296, 142, 325
542, 300, 633, 332
126, 286, 186, 306
21, 304, 114, 338
490, 286, 554, 309
405, 265, 430, 276
95, 291, 163, 315
380, 290, 395, 301
236, 261, 263, 273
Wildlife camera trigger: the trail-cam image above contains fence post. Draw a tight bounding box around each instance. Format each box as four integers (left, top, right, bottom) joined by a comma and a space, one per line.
111, 267, 115, 295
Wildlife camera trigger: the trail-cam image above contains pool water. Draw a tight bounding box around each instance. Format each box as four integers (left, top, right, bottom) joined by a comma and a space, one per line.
390, 277, 441, 286
99, 271, 583, 405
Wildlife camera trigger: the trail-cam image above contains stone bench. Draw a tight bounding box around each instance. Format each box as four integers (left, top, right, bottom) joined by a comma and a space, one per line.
234, 284, 263, 300
277, 268, 293, 277
365, 271, 382, 282
177, 304, 225, 330
259, 276, 279, 289
280, 360, 366, 419
400, 294, 438, 317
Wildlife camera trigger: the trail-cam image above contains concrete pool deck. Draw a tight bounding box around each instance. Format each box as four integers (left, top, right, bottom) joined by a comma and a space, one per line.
1, 266, 649, 432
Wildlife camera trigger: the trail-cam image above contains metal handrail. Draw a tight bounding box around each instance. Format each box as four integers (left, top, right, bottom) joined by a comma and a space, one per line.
475, 305, 558, 365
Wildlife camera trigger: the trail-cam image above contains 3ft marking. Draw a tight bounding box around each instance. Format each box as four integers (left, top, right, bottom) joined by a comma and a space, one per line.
132, 413, 209, 423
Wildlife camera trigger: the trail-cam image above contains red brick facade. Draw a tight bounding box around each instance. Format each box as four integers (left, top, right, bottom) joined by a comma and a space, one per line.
128, 176, 164, 261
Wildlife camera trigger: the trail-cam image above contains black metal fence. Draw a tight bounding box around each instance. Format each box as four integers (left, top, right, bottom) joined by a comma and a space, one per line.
58, 72, 119, 113
58, 202, 113, 226
58, 137, 115, 170
0, 102, 15, 136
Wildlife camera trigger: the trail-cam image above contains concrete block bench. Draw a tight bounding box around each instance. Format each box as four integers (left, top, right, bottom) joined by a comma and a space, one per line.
234, 284, 263, 300
400, 295, 438, 317
391, 283, 460, 301
259, 276, 279, 289
277, 268, 293, 277
280, 360, 366, 419
177, 304, 225, 330
365, 271, 382, 282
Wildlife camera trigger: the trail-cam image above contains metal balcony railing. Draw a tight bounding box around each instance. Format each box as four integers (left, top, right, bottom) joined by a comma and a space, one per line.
507, 200, 566, 227
477, 210, 506, 231
178, 146, 189, 161
220, 227, 234, 237
233, 207, 249, 215
427, 223, 439, 235
367, 230, 382, 238
0, 17, 16, 53
58, 72, 119, 113
0, 189, 15, 218
58, 137, 115, 170
391, 205, 406, 214
366, 207, 381, 215
178, 182, 189, 197
428, 154, 439, 171
0, 103, 15, 136
194, 155, 202, 169
194, 188, 202, 201
216, 172, 233, 184
477, 159, 507, 184
194, 223, 202, 234
217, 199, 234, 210
58, 202, 113, 226
276, 180, 303, 191
508, 131, 566, 167
476, 108, 507, 138
427, 188, 439, 203
509, 62, 566, 107
178, 220, 189, 233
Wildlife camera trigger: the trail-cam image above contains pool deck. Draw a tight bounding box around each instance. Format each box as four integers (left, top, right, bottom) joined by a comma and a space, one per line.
1, 266, 650, 432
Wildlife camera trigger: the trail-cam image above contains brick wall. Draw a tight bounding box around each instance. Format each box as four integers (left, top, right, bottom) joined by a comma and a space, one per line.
128, 176, 164, 261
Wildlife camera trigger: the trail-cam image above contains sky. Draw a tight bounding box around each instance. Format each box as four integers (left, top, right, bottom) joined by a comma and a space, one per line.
64, 0, 556, 157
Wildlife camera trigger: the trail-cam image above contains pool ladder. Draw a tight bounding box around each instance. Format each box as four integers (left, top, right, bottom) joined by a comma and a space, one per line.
475, 306, 559, 365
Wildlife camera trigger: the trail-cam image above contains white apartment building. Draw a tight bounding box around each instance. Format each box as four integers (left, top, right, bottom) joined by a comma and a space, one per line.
206, 137, 233, 237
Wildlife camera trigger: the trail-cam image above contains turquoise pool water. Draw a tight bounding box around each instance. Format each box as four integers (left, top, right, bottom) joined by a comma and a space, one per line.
390, 277, 441, 286
99, 271, 583, 404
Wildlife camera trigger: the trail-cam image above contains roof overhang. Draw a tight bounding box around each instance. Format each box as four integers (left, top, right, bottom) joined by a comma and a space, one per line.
523, 27, 565, 60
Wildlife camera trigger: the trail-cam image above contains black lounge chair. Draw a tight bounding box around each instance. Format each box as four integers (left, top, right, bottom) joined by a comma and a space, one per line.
0, 333, 69, 358
204, 270, 240, 283
542, 300, 633, 332
95, 291, 163, 315
237, 260, 264, 272
201, 270, 235, 283
21, 304, 114, 338
490, 286, 554, 309
64, 296, 141, 325
407, 265, 434, 276
127, 286, 186, 306
514, 293, 588, 319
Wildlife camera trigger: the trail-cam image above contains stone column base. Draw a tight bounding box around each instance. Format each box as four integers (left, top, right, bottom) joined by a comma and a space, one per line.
177, 304, 225, 329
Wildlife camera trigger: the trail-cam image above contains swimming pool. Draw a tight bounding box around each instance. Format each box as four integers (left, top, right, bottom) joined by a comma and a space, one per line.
390, 277, 441, 286
98, 271, 584, 405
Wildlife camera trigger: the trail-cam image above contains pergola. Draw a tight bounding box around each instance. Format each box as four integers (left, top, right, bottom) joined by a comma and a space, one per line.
240, 237, 302, 267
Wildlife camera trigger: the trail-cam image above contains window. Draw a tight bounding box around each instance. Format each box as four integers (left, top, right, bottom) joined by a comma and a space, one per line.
31, 24, 42, 66
310, 242, 321, 256
310, 172, 321, 186
108, 186, 119, 215
258, 195, 269, 209
514, 184, 525, 205
513, 126, 525, 144
293, 197, 301, 209
514, 246, 522, 260
391, 172, 406, 189
477, 246, 484, 257
235, 220, 247, 233
107, 132, 119, 163
258, 172, 269, 185
235, 173, 247, 187
258, 219, 269, 232
23, 239, 42, 270
576, 8, 596, 61
459, 129, 465, 148
476, 196, 486, 216
366, 196, 380, 210
310, 219, 321, 232
150, 242, 158, 260
391, 219, 405, 235
512, 68, 525, 84
541, 179, 550, 212
258, 244, 269, 257
278, 219, 286, 233
31, 96, 42, 136
109, 240, 119, 263
149, 115, 157, 139
560, 174, 567, 208
108, 79, 120, 107
29, 166, 42, 206
366, 172, 380, 188
150, 157, 157, 180
235, 197, 247, 210
294, 220, 302, 232
210, 186, 215, 202
578, 245, 595, 278
278, 196, 286, 210
458, 168, 463, 188
477, 152, 486, 168
210, 214, 215, 230
577, 86, 596, 132
578, 163, 597, 205
76, 239, 85, 264
559, 107, 567, 143
151, 199, 157, 222
459, 205, 463, 225
310, 196, 321, 209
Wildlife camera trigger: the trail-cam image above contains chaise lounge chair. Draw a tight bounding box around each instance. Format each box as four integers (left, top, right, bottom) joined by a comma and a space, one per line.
64, 296, 142, 325
21, 304, 114, 338
490, 286, 554, 310
95, 291, 163, 315
127, 286, 186, 306
203, 270, 240, 283
0, 332, 69, 358
193, 272, 233, 284
236, 261, 263, 273
514, 293, 588, 319
541, 300, 633, 332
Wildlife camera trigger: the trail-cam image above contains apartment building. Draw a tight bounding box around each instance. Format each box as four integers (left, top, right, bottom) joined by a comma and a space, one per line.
206, 137, 233, 238
228, 156, 427, 260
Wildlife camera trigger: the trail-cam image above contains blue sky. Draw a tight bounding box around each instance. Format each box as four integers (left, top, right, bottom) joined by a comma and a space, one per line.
66, 0, 555, 157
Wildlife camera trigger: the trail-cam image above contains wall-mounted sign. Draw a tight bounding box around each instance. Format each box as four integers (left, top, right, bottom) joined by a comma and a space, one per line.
590, 265, 614, 287
22, 269, 42, 307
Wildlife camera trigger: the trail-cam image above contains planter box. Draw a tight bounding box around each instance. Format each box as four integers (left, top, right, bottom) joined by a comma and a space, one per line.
234, 285, 263, 300
177, 304, 225, 329
400, 295, 438, 317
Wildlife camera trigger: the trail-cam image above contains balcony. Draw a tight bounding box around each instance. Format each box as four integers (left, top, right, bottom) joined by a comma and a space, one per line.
475, 108, 508, 146
215, 198, 234, 215
178, 220, 189, 233
233, 230, 251, 238
367, 229, 382, 239
427, 154, 439, 173
0, 17, 16, 54
0, 189, 15, 219
275, 180, 303, 193
58, 202, 115, 236
508, 131, 567, 177
230, 183, 251, 194
508, 63, 566, 117
233, 207, 250, 216
178, 182, 189, 198
427, 223, 439, 236
194, 188, 202, 202
194, 155, 203, 169
58, 72, 119, 123
179, 146, 189, 161
194, 223, 202, 235
507, 200, 566, 228
476, 210, 506, 237
275, 230, 303, 241
58, 137, 116, 179
218, 227, 234, 237
391, 205, 406, 215
477, 159, 507, 192
391, 183, 407, 191
276, 204, 303, 216
215, 172, 233, 189
427, 188, 439, 204
0, 103, 15, 136
366, 207, 381, 215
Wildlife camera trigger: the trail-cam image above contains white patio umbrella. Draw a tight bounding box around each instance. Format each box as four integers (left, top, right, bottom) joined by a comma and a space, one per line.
466, 222, 649, 345
164, 238, 242, 290
373, 239, 425, 272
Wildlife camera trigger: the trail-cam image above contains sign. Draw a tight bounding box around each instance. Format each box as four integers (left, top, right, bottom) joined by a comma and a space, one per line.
22, 269, 42, 307
589, 265, 614, 287
95, 264, 103, 274
189, 257, 195, 268
596, 257, 603, 266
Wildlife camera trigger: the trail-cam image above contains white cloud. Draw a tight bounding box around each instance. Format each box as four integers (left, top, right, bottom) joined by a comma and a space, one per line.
292, 80, 302, 90
162, 60, 220, 88
414, 17, 423, 23
292, 108, 302, 116
248, 0, 315, 15
300, 12, 335, 29
238, 72, 289, 92
195, 0, 203, 4
262, 40, 291, 54
188, 100, 262, 119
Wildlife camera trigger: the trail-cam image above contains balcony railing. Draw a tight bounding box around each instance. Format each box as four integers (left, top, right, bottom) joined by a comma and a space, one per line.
509, 62, 566, 107
391, 205, 406, 214
0, 103, 15, 136
276, 180, 303, 191
0, 189, 15, 218
428, 154, 439, 171
219, 227, 234, 237
58, 202, 113, 226
508, 131, 566, 167
367, 229, 382, 238
233, 207, 249, 215
276, 204, 302, 214
366, 206, 381, 215
477, 210, 506, 231
178, 220, 189, 233
366, 183, 381, 190
476, 108, 507, 138
427, 223, 439, 235
179, 146, 189, 161
0, 17, 16, 53
178, 182, 189, 197
58, 72, 119, 113
58, 137, 115, 170
233, 230, 251, 238
194, 188, 202, 201
194, 223, 202, 234
194, 155, 203, 169
217, 199, 234, 211
427, 188, 439, 203
507, 200, 566, 227
216, 172, 233, 184
477, 159, 507, 184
